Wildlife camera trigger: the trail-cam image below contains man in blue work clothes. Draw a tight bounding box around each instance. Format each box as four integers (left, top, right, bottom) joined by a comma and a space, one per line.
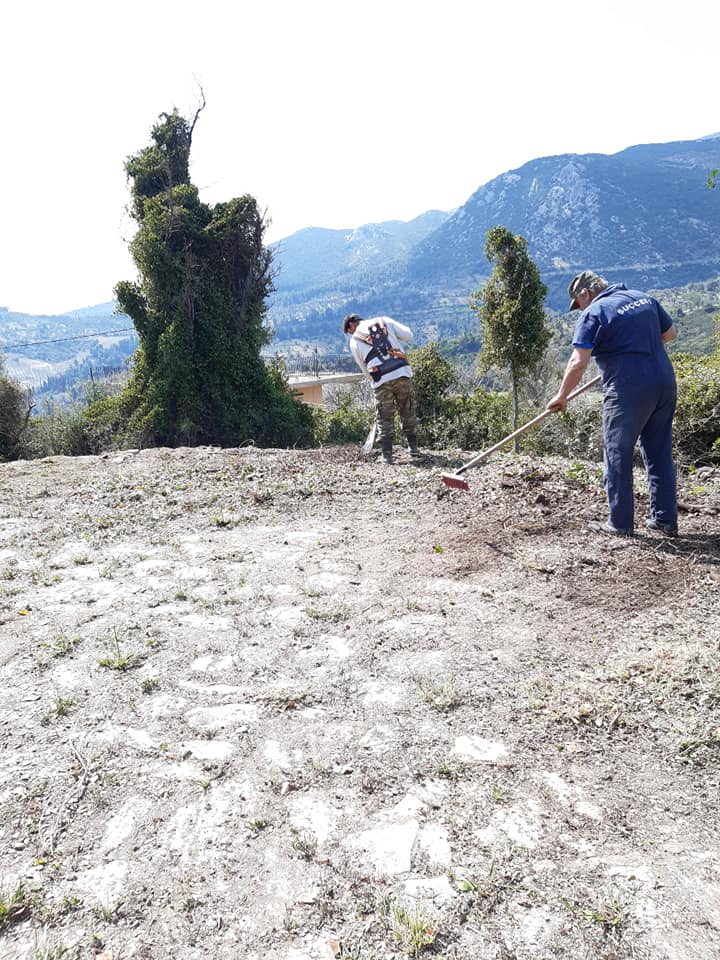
547, 271, 678, 537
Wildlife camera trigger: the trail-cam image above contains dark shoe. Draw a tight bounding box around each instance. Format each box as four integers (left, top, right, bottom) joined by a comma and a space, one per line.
378, 450, 393, 465
406, 435, 420, 457
588, 520, 633, 537
408, 445, 421, 458
644, 518, 678, 537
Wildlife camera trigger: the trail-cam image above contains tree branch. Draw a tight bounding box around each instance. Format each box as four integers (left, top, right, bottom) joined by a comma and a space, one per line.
188, 82, 207, 146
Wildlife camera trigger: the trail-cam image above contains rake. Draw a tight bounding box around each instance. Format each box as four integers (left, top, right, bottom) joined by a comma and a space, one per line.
440, 374, 601, 491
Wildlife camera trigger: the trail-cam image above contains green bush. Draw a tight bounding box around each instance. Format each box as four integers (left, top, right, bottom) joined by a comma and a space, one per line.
0, 374, 30, 461
410, 342, 513, 450
445, 389, 512, 450
83, 393, 137, 451
529, 353, 720, 466
672, 352, 720, 465
528, 399, 604, 461
313, 390, 372, 445
408, 343, 458, 423
419, 387, 512, 450
20, 404, 109, 459
261, 361, 316, 448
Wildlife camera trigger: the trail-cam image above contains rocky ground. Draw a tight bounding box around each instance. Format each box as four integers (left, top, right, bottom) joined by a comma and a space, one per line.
0, 443, 719, 960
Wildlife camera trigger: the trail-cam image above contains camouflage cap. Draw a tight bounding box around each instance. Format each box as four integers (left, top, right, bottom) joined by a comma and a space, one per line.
567, 270, 600, 311
343, 313, 363, 333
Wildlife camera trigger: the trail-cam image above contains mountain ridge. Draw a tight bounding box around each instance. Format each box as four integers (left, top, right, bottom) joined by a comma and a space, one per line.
3, 135, 719, 381
267, 135, 720, 335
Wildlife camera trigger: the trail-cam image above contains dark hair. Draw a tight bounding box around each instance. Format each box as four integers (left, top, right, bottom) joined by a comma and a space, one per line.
343, 313, 363, 333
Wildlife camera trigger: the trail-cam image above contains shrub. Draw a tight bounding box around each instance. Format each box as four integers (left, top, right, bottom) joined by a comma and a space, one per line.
420, 387, 512, 451
0, 374, 31, 461
528, 397, 604, 461
408, 343, 458, 423
19, 390, 132, 459
411, 342, 511, 450
529, 352, 720, 466
261, 361, 316, 448
672, 352, 720, 465
313, 389, 372, 445
19, 362, 317, 458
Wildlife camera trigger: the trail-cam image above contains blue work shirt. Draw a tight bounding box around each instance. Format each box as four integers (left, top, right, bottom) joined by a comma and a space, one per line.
572, 283, 674, 364
573, 282, 676, 405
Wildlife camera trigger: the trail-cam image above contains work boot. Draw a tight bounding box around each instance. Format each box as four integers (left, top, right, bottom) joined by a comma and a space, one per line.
644, 518, 678, 537
406, 435, 420, 457
588, 520, 633, 537
378, 443, 393, 465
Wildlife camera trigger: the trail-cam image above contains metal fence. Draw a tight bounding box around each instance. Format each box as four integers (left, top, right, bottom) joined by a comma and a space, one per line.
266, 350, 357, 378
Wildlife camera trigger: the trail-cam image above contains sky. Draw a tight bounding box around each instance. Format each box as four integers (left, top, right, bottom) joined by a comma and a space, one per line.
2, 0, 718, 316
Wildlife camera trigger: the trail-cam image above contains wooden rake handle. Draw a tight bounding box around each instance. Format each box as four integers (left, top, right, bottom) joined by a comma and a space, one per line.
455, 373, 602, 476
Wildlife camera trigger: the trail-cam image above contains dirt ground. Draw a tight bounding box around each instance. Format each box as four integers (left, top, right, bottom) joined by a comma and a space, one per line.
0, 442, 719, 960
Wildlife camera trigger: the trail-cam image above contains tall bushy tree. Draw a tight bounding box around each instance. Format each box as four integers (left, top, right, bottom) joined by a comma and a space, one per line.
112, 104, 312, 447
470, 226, 551, 437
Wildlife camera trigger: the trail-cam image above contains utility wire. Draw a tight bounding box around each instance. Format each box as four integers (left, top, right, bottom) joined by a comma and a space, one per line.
3, 328, 136, 350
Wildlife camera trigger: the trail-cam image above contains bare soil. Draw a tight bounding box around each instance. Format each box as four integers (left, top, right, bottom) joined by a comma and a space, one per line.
1, 443, 719, 960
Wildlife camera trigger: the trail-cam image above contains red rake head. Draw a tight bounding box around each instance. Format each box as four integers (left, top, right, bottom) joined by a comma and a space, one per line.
440, 472, 469, 491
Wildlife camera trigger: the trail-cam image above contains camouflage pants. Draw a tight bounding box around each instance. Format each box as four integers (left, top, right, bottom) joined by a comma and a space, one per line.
373, 376, 417, 447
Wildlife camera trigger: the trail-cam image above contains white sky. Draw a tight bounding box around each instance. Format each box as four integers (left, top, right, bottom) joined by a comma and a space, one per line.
2, 0, 718, 316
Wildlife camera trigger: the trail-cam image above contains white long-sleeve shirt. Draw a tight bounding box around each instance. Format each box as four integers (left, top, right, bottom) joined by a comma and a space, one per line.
349, 316, 413, 389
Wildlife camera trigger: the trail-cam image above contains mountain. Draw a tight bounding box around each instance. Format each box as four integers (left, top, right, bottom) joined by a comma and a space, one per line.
268, 135, 720, 341
405, 137, 720, 306
0, 303, 135, 390
271, 210, 450, 292
0, 302, 129, 353
3, 135, 719, 387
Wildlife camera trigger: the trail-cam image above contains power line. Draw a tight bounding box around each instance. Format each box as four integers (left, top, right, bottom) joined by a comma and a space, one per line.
2, 328, 136, 350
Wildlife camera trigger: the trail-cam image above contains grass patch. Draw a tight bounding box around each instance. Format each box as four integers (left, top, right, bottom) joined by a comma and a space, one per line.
390, 902, 439, 955
306, 602, 350, 623
561, 895, 626, 933
41, 633, 81, 658
33, 946, 68, 960
54, 697, 74, 718
98, 628, 138, 671
0, 882, 30, 927
290, 827, 317, 860
678, 725, 720, 757
418, 679, 460, 712
247, 818, 270, 835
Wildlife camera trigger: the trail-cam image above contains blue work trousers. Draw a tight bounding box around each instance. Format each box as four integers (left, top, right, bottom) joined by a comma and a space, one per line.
601, 353, 677, 532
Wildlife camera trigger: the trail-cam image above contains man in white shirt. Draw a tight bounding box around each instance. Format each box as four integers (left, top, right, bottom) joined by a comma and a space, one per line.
343, 313, 419, 465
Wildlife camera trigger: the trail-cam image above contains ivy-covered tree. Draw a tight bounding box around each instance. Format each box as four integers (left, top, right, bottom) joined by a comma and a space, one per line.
111, 102, 313, 447
470, 226, 551, 438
